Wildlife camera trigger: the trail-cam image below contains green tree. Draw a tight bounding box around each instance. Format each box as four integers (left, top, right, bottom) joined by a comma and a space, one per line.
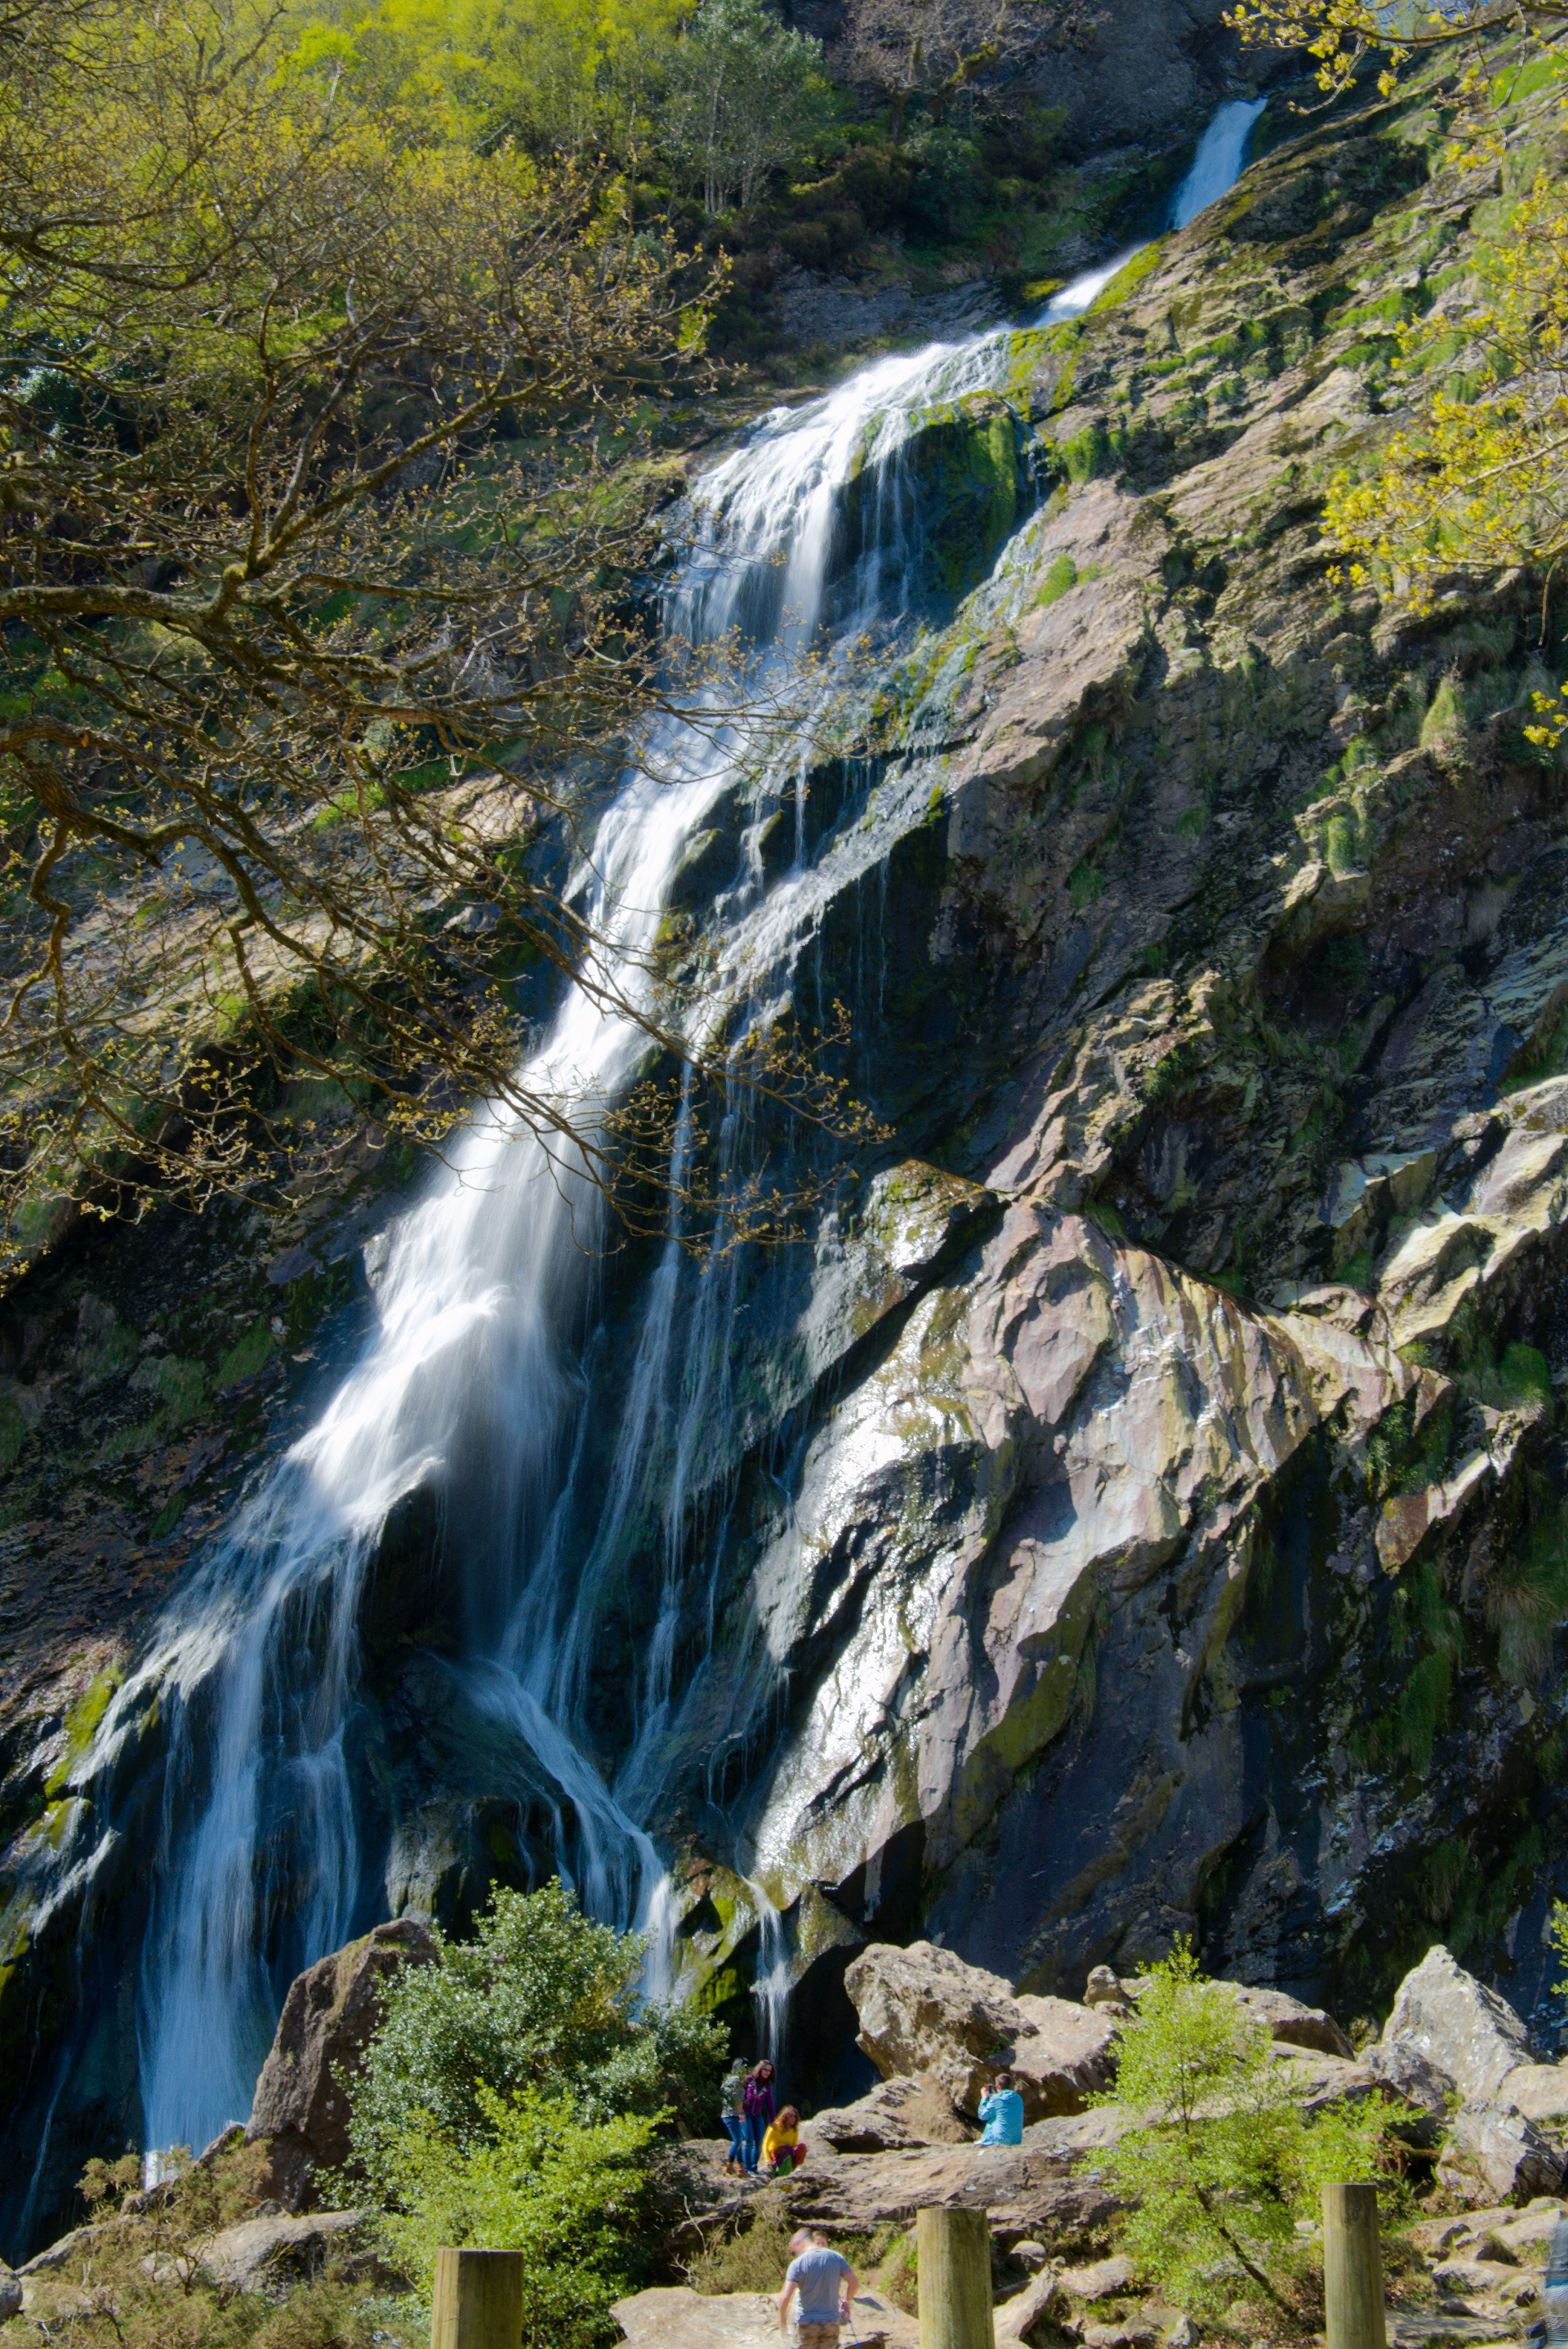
664, 0, 830, 215
375, 2086, 661, 2349
1094, 1946, 1395, 2324
283, 0, 682, 162
350, 1879, 727, 2185
0, 0, 868, 1270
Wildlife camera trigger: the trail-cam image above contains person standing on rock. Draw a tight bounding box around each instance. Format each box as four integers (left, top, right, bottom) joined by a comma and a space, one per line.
778, 2226, 858, 2347
977, 2067, 1025, 2146
742, 2058, 777, 2175
720, 2055, 751, 2177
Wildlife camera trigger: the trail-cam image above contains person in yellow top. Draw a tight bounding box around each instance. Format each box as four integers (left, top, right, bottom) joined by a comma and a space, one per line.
760, 2105, 809, 2177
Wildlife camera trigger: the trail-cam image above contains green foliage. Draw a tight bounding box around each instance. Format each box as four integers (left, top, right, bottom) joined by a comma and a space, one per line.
1481, 1501, 1568, 1686
282, 0, 683, 158
1070, 857, 1106, 908
376, 2085, 660, 2348
1035, 551, 1080, 608
1365, 1395, 1452, 1501
663, 0, 830, 214
1422, 1836, 1469, 1921
906, 125, 984, 237
1325, 812, 1359, 874
1089, 238, 1167, 313
351, 1880, 727, 2186
1094, 1946, 1397, 2324
684, 2184, 799, 2293
1419, 672, 1468, 757
1549, 1895, 1568, 2000
1468, 1339, 1552, 1411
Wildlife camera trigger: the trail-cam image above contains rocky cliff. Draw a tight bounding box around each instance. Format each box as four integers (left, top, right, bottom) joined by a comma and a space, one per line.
4, 38, 1568, 2260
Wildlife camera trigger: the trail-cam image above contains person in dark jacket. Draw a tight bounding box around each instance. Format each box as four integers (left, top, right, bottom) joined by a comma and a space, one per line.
742, 2060, 777, 2176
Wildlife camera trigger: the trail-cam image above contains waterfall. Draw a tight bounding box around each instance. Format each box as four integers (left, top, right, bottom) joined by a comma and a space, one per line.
51, 102, 1267, 2167
1040, 96, 1266, 322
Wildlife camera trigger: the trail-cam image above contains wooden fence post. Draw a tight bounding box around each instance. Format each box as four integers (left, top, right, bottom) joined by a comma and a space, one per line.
917, 2204, 993, 2349
1322, 2182, 1386, 2349
430, 2248, 524, 2349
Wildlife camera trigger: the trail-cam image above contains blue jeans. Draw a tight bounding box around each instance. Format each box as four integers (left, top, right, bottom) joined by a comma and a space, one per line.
722, 2115, 747, 2166
742, 2113, 765, 2172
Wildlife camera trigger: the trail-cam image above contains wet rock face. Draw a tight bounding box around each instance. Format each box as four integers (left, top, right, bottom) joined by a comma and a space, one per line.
648, 61, 1568, 2035
244, 1919, 436, 2209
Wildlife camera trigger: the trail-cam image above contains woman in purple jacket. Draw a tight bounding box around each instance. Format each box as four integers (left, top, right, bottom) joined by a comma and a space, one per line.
742, 2060, 776, 2175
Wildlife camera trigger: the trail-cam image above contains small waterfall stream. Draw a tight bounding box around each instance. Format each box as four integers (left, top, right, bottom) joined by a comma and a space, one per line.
59, 97, 1267, 2167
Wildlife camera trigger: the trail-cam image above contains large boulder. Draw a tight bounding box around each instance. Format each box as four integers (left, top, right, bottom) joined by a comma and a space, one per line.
1437, 2102, 1565, 2209
0, 2263, 18, 2321
1382, 1946, 1535, 2106
1366, 2039, 1454, 2118
1227, 1986, 1354, 2060
782, 2134, 1120, 2255
1499, 2063, 1568, 2125
1267, 2048, 1379, 2115
245, 1917, 437, 2209
844, 1941, 1115, 2119
806, 2075, 970, 2152
612, 2285, 919, 2347
194, 2209, 368, 2295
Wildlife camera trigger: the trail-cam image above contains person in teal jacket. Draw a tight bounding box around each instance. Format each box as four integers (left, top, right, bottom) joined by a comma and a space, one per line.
977, 2069, 1025, 2146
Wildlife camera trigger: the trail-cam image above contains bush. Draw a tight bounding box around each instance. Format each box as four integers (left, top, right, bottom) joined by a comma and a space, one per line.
1093, 1945, 1397, 2325
906, 125, 986, 236
350, 1881, 728, 2177
376, 2087, 661, 2349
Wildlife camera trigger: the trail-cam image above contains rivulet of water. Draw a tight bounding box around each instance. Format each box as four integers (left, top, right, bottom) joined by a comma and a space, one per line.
40, 97, 1268, 2171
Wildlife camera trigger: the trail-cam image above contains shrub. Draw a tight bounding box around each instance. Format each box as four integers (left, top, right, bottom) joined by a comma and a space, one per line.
376, 2087, 661, 2349
1093, 1945, 1396, 2324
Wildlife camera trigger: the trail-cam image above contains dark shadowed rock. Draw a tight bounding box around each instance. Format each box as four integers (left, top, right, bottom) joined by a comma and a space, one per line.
245, 1917, 436, 2209
0, 2262, 19, 2320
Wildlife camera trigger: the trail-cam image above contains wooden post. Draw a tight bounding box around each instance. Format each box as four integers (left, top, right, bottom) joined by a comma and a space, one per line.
1322, 2182, 1386, 2349
430, 2249, 524, 2349
917, 2204, 993, 2349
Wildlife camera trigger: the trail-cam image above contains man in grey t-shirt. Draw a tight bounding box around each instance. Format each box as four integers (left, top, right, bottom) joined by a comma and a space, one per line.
778, 2226, 858, 2347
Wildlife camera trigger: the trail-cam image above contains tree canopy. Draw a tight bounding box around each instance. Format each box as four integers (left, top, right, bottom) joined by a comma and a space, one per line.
0, 0, 871, 1267
348, 1879, 728, 2172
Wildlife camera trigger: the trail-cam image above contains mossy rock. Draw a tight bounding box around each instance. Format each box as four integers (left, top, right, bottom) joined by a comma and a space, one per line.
835, 396, 1027, 613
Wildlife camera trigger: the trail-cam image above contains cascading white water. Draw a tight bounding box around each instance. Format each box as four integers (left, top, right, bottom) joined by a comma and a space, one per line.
65, 99, 1267, 2163
1040, 96, 1267, 322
